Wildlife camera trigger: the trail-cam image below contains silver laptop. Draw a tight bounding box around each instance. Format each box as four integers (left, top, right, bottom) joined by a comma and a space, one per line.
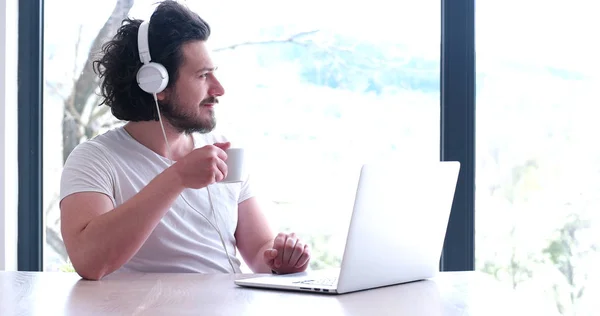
235, 161, 460, 294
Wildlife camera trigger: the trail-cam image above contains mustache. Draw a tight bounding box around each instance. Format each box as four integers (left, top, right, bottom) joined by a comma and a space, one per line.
201, 97, 219, 105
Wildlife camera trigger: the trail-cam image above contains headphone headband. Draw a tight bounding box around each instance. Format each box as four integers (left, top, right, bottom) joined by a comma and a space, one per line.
138, 20, 152, 65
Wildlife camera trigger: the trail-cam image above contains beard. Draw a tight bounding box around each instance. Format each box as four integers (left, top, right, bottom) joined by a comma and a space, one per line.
158, 94, 217, 134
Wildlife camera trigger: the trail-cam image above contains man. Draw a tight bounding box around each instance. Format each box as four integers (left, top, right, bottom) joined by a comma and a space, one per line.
59, 0, 310, 280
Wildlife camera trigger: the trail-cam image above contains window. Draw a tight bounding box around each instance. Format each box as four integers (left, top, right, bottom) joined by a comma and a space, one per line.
41, 0, 441, 272
475, 0, 600, 314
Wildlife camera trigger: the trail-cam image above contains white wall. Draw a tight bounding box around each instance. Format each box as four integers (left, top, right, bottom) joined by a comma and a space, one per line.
1, 0, 19, 271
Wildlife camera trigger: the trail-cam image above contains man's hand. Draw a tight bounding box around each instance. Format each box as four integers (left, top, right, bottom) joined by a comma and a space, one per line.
263, 232, 311, 274
173, 142, 231, 189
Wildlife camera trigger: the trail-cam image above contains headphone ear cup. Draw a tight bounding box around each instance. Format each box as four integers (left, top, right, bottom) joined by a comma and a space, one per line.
136, 62, 169, 94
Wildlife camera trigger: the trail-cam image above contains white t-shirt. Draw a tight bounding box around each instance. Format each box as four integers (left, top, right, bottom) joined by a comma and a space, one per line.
59, 126, 253, 274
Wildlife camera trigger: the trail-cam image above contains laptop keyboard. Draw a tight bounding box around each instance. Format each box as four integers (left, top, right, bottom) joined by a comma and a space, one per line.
293, 276, 338, 286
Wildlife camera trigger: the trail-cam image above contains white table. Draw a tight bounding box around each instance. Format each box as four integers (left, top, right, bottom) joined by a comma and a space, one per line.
0, 271, 553, 315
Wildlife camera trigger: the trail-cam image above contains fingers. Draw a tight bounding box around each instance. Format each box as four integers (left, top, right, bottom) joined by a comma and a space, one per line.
213, 142, 231, 153
269, 233, 311, 273
272, 233, 287, 268
213, 146, 228, 161
288, 240, 305, 267
196, 145, 228, 182
198, 143, 228, 160
263, 248, 278, 267
214, 157, 228, 182
282, 233, 297, 265
295, 244, 310, 268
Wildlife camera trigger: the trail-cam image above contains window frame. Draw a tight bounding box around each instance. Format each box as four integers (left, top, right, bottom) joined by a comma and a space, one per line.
439, 0, 476, 271
17, 0, 44, 271
17, 0, 475, 271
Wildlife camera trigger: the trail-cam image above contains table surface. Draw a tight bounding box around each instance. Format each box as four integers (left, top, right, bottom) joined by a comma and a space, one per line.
0, 270, 555, 316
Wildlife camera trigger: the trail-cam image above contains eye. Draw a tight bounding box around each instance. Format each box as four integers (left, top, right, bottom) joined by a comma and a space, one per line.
199, 73, 208, 79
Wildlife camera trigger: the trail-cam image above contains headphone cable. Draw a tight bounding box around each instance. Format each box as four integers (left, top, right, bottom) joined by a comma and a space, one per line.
152, 93, 239, 274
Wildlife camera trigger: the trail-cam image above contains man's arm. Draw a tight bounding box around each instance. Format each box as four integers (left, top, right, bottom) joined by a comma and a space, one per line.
235, 197, 311, 274
60, 167, 185, 280
234, 197, 276, 273
61, 142, 231, 280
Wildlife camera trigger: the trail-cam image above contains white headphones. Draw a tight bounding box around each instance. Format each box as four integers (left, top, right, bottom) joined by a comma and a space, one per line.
136, 19, 169, 94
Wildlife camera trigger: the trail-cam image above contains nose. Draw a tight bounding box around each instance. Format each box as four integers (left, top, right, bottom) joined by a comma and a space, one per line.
208, 75, 225, 97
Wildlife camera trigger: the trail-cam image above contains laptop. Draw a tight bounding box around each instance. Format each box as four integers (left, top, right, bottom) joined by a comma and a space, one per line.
235, 161, 460, 294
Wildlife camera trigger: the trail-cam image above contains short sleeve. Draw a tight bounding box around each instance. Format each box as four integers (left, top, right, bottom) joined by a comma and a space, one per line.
238, 173, 255, 204
60, 141, 116, 207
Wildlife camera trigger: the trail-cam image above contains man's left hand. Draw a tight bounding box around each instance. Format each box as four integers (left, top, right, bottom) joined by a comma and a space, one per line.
263, 232, 311, 274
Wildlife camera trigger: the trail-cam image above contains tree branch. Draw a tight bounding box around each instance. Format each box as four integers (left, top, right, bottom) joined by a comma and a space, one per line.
62, 0, 135, 163
89, 95, 108, 123
72, 24, 84, 92
213, 30, 319, 52
46, 226, 68, 261
46, 82, 67, 102
44, 194, 68, 262
68, 0, 135, 116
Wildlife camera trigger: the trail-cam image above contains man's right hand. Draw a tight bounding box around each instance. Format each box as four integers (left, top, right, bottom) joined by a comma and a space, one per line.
173, 142, 231, 189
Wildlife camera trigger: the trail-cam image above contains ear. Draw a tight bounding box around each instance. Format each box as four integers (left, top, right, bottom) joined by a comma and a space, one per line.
156, 88, 169, 101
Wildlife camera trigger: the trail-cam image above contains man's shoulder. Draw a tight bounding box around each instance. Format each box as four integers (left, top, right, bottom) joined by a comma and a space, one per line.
66, 127, 126, 161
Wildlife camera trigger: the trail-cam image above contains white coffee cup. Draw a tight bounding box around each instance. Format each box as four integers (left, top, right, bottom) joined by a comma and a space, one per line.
222, 148, 245, 183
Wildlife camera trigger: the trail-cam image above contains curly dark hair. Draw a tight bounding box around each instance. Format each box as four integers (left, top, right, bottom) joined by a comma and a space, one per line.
93, 0, 211, 121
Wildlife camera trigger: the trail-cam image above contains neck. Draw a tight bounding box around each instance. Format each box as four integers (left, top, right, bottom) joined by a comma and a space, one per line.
124, 121, 193, 161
